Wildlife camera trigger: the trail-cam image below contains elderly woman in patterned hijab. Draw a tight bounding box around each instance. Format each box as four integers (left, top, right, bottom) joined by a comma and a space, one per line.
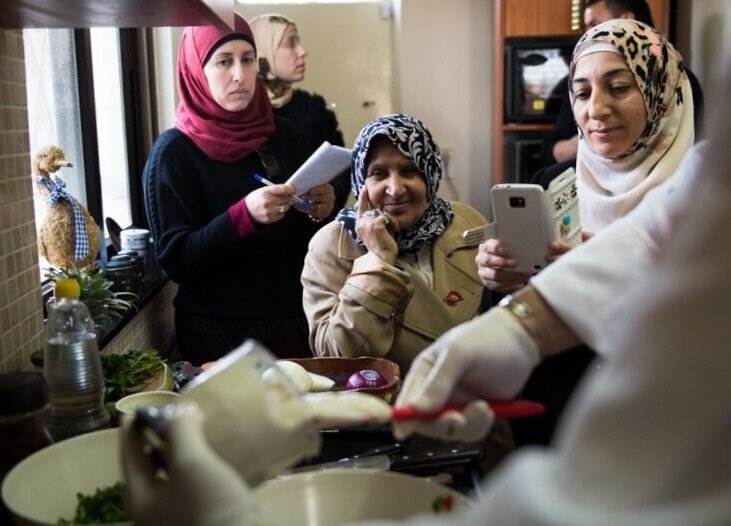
302, 113, 513, 471
302, 114, 487, 371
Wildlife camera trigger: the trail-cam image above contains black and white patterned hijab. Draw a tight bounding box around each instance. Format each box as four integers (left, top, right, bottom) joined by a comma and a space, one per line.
336, 114, 454, 254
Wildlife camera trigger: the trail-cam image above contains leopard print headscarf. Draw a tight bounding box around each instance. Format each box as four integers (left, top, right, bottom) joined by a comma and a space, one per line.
336, 114, 454, 254
570, 19, 694, 232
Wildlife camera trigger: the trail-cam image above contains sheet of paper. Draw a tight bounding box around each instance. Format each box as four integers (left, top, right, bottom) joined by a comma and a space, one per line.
285, 141, 352, 196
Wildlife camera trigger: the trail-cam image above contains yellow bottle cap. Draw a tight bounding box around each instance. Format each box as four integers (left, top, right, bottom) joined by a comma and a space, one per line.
54, 278, 81, 299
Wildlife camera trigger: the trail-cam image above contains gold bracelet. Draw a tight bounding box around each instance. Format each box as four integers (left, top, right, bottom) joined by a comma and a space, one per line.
498, 294, 533, 320
498, 288, 581, 356
308, 214, 325, 223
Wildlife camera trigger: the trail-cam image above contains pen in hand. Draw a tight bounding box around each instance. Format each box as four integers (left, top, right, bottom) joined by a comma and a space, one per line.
253, 173, 313, 209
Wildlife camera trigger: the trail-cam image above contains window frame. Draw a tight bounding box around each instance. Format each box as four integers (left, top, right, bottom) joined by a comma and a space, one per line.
71, 27, 158, 237
38, 27, 160, 319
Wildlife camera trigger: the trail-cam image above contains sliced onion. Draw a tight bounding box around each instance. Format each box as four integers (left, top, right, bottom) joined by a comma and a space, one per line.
346, 369, 386, 389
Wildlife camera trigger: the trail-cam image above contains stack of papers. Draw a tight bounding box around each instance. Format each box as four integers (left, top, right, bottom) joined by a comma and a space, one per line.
286, 141, 352, 196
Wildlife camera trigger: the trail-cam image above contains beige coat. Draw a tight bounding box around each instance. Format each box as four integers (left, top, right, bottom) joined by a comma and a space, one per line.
302, 202, 487, 374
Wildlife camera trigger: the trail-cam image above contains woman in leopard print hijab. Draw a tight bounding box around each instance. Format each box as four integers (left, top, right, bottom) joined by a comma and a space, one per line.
570, 19, 694, 232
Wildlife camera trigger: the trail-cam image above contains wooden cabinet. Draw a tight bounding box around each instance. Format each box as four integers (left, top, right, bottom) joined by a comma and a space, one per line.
502, 0, 584, 37
492, 0, 670, 185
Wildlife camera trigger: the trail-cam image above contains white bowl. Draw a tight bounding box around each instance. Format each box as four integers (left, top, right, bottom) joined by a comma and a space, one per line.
1, 428, 128, 526
253, 469, 471, 525
115, 390, 181, 415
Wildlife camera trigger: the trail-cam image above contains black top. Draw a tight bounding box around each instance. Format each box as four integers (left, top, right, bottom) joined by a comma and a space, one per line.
275, 89, 351, 210
537, 68, 705, 168
143, 117, 327, 319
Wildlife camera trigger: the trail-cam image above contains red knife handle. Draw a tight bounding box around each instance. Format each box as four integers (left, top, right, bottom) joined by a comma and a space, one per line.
391, 399, 545, 421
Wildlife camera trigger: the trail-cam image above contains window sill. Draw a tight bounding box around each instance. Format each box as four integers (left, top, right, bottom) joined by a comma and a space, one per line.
31, 277, 169, 368
98, 278, 169, 349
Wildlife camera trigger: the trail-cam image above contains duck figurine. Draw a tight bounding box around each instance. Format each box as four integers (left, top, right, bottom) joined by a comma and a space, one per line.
32, 145, 101, 271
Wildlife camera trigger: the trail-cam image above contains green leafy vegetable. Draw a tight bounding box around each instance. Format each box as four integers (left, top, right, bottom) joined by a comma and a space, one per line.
58, 481, 127, 525
101, 349, 164, 403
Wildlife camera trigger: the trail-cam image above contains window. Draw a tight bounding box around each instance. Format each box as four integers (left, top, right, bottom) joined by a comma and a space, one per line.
25, 28, 89, 271
23, 27, 156, 278
91, 28, 132, 230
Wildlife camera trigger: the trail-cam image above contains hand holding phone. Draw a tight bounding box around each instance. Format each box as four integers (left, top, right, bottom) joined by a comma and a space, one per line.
488, 168, 581, 274
490, 184, 554, 274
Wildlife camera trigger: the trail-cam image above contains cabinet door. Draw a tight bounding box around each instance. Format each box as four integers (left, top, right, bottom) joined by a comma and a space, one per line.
503, 0, 583, 36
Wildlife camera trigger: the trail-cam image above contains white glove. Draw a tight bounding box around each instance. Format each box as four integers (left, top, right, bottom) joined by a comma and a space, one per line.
122, 402, 257, 526
393, 307, 540, 442
181, 341, 321, 487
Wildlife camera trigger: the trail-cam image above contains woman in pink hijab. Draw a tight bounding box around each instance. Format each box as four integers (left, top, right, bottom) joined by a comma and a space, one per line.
143, 13, 336, 365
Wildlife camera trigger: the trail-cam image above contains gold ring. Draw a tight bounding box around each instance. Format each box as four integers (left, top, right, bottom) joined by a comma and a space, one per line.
278, 205, 286, 215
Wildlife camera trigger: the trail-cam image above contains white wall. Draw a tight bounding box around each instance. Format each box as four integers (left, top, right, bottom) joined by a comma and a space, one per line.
676, 0, 731, 113
394, 0, 493, 215
238, 2, 393, 147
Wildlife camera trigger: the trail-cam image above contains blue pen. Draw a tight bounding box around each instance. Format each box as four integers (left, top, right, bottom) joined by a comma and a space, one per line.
253, 173, 313, 208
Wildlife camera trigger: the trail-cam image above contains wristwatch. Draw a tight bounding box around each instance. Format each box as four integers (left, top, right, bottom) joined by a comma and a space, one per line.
498, 294, 534, 320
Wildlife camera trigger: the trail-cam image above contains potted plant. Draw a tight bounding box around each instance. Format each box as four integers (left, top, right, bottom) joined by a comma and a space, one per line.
45, 265, 138, 337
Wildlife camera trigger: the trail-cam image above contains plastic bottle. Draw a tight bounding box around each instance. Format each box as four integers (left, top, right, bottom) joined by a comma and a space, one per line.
44, 278, 109, 441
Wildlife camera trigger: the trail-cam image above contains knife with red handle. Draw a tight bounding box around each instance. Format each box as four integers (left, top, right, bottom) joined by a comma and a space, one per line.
391, 399, 545, 421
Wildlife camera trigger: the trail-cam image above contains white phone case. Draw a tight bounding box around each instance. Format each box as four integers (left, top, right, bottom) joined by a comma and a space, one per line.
490, 183, 556, 274
462, 168, 582, 273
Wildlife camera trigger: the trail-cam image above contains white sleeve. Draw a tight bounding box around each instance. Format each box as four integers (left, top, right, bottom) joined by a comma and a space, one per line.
468, 133, 731, 524
531, 143, 706, 353
348, 157, 731, 523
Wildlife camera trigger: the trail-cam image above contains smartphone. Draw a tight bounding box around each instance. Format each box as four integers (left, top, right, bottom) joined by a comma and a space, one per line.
490, 184, 555, 274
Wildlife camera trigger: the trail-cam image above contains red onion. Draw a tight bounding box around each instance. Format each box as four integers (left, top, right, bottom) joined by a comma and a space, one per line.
346, 369, 386, 389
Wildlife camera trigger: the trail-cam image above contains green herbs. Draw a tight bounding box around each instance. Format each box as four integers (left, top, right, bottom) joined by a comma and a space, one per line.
58, 481, 127, 525
102, 349, 164, 403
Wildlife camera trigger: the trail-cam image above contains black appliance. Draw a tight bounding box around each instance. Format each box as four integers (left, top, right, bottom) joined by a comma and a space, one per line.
504, 35, 578, 123
504, 132, 546, 183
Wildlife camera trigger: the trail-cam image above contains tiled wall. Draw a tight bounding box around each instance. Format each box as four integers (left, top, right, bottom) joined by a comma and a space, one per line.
0, 28, 176, 373
103, 281, 177, 359
0, 29, 45, 373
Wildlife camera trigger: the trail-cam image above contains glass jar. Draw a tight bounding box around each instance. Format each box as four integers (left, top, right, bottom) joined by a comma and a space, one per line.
106, 253, 143, 296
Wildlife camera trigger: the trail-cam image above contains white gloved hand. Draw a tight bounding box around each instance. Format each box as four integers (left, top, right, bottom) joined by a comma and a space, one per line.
122, 403, 258, 526
393, 307, 540, 442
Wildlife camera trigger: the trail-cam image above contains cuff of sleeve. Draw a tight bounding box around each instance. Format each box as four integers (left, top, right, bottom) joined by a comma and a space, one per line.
228, 199, 258, 237
343, 252, 413, 318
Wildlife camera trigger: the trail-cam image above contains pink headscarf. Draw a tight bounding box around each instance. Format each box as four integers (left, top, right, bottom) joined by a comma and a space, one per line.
175, 13, 275, 163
